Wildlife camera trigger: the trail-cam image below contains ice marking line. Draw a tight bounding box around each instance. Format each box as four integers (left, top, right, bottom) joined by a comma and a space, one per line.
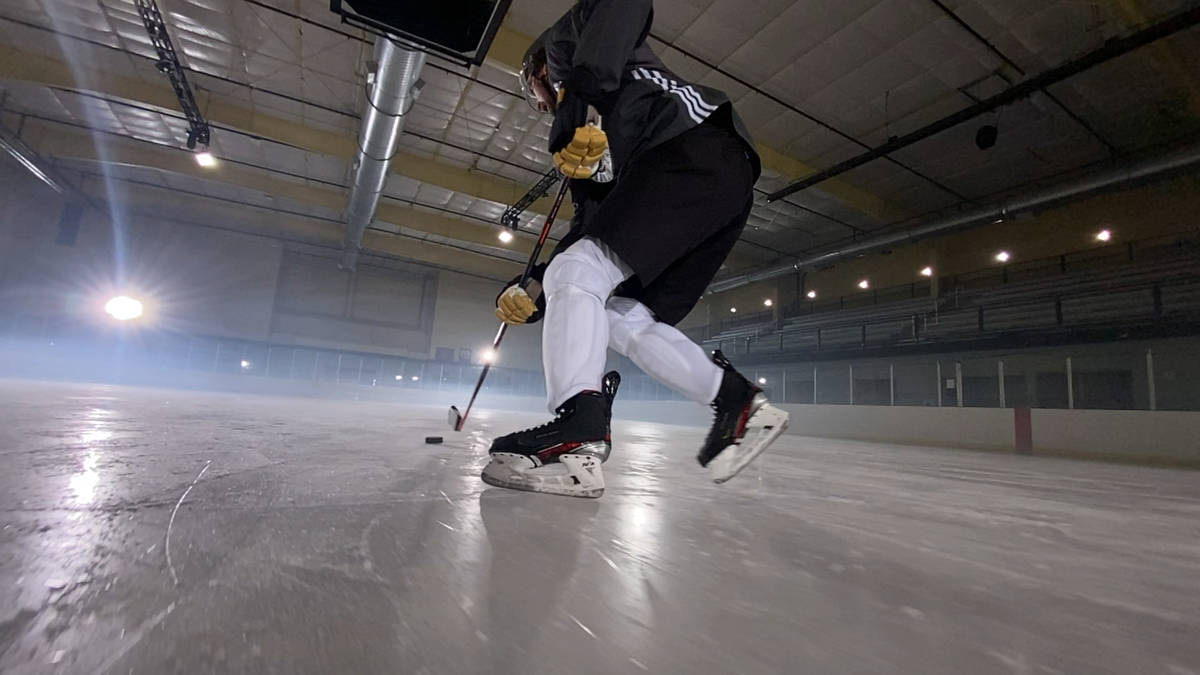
166, 459, 212, 586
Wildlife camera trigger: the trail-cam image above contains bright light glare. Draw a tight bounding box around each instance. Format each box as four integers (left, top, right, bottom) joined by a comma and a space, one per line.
757, 377, 767, 385
1096, 229, 1112, 242
240, 360, 251, 369
411, 376, 420, 381
920, 266, 934, 277
195, 151, 217, 168
858, 279, 870, 290
498, 230, 514, 243
104, 295, 143, 321
806, 290, 817, 299
481, 348, 497, 364
995, 250, 1011, 263
395, 375, 403, 381
729, 307, 737, 313
763, 299, 773, 307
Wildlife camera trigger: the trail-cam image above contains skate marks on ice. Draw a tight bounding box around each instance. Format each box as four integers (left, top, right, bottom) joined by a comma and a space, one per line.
165, 459, 212, 585
3, 383, 1200, 674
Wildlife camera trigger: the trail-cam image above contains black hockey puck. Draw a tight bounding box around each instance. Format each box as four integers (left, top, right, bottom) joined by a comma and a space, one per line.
425, 436, 444, 444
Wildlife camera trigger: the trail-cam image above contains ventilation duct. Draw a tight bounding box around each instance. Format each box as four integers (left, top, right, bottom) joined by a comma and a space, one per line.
340, 38, 425, 270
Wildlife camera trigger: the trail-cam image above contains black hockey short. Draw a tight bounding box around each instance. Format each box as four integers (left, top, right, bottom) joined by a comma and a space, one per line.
582, 115, 755, 326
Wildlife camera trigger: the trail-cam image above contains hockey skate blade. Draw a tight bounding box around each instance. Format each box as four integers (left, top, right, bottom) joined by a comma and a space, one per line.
481, 452, 605, 499
709, 404, 790, 484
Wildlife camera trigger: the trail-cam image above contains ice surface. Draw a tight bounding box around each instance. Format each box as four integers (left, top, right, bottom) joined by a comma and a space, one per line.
0, 379, 1198, 674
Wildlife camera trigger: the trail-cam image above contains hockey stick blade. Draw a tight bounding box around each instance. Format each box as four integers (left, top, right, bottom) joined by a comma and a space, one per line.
448, 405, 463, 431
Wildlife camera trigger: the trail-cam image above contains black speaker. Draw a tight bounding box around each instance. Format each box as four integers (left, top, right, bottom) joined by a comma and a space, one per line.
55, 202, 83, 246
976, 125, 998, 150
331, 0, 512, 66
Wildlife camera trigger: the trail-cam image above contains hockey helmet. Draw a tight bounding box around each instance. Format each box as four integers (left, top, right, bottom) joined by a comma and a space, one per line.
520, 30, 558, 114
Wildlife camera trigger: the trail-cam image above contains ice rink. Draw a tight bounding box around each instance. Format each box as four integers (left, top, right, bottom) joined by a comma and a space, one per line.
1, 379, 1198, 674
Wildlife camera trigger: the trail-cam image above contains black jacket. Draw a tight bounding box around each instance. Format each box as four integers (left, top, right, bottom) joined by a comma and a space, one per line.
539, 0, 761, 181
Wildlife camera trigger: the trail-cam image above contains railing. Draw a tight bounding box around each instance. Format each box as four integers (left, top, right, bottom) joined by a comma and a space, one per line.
705, 275, 1200, 358
694, 230, 1199, 342
0, 318, 551, 398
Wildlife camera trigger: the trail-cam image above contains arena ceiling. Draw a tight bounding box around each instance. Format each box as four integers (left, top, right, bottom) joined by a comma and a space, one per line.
1, 0, 1198, 281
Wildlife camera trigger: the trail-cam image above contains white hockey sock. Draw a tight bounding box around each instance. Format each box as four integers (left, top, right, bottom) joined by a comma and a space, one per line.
607, 297, 722, 405
542, 238, 632, 412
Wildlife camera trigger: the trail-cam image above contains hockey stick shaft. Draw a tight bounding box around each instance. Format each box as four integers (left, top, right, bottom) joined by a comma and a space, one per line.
452, 178, 572, 430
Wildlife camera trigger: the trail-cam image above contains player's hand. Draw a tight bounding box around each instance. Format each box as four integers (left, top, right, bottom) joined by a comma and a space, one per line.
548, 91, 589, 154
496, 285, 537, 325
553, 125, 608, 179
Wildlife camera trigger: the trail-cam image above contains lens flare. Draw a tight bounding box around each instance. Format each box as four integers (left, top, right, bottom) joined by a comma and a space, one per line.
104, 296, 143, 321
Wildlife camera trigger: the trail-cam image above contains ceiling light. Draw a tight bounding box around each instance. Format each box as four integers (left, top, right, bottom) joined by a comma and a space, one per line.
498, 230, 514, 243
240, 360, 251, 369
104, 295, 143, 321
995, 251, 1011, 263
920, 266, 934, 277
195, 150, 217, 168
757, 377, 767, 385
729, 307, 737, 313
395, 375, 403, 381
411, 376, 420, 381
858, 279, 870, 290
763, 299, 773, 307
1096, 229, 1112, 242
806, 290, 817, 299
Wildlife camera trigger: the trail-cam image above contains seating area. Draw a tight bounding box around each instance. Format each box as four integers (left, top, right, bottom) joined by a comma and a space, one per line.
702, 233, 1200, 358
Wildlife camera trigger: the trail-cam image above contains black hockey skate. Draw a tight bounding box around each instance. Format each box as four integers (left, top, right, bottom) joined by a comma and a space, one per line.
482, 371, 620, 498
697, 351, 789, 483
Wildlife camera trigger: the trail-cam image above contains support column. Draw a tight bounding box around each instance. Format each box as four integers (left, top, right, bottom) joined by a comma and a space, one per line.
1066, 357, 1074, 410
936, 361, 943, 408
998, 360, 1006, 408
955, 361, 963, 407
1146, 349, 1157, 411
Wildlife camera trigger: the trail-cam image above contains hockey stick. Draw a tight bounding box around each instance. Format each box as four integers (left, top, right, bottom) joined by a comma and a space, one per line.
449, 177, 572, 431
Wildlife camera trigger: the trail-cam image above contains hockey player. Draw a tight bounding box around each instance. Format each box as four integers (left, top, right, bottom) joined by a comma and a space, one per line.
480, 0, 789, 498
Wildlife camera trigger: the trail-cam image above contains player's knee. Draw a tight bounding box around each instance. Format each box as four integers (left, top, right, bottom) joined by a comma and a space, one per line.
606, 299, 655, 355
543, 250, 619, 301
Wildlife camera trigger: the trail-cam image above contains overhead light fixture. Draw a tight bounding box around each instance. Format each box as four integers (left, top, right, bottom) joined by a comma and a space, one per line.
395, 375, 404, 381
763, 299, 773, 307
195, 150, 217, 168
240, 360, 251, 370
806, 290, 817, 299
104, 295, 143, 321
757, 377, 767, 385
411, 375, 420, 381
1096, 229, 1112, 242
729, 307, 737, 313
920, 266, 934, 277
858, 279, 870, 290
995, 251, 1011, 263
498, 230, 514, 243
